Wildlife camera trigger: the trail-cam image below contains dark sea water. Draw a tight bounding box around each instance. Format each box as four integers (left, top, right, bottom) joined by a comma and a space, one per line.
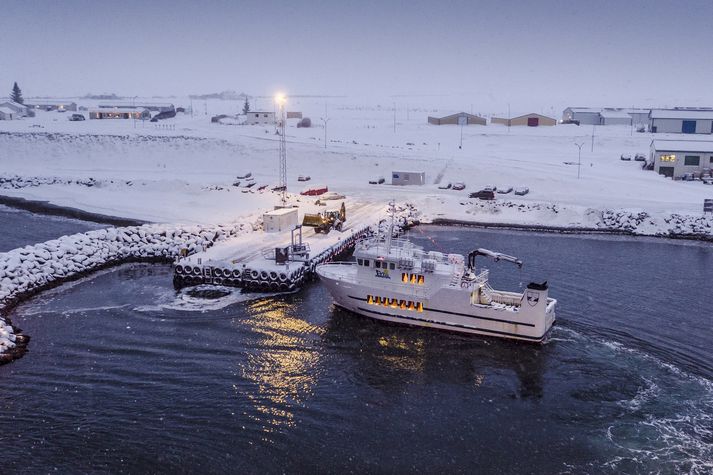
0, 204, 104, 252
1, 215, 712, 474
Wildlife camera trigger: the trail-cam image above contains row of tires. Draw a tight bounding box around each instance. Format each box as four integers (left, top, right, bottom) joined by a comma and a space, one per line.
173, 226, 373, 291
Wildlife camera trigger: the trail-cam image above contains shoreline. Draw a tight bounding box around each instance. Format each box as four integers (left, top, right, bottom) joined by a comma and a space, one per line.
0, 194, 147, 227
428, 218, 713, 243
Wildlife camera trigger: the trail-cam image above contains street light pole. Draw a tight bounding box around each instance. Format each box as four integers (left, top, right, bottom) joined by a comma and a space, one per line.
393, 102, 396, 133
132, 95, 138, 129
575, 142, 584, 179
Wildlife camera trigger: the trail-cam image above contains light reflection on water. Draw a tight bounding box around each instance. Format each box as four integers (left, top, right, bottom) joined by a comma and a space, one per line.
0, 224, 711, 473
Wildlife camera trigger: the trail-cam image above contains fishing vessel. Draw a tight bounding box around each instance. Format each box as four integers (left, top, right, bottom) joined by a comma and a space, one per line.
316, 217, 557, 343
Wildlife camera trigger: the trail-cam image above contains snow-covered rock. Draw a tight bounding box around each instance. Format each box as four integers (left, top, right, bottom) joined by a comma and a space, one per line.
0, 221, 249, 363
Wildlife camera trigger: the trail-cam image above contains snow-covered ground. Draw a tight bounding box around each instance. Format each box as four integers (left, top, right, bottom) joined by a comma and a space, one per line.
1, 97, 712, 236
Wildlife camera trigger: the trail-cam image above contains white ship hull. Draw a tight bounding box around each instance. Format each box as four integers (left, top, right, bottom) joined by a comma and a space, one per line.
318, 264, 556, 343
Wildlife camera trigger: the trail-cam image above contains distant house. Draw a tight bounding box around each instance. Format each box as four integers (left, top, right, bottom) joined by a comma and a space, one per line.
245, 111, 275, 125
649, 109, 713, 134
491, 113, 556, 127
98, 102, 175, 113
0, 101, 29, 117
24, 100, 78, 112
427, 112, 486, 126
650, 139, 713, 178
0, 107, 15, 120
89, 108, 151, 120
286, 111, 303, 119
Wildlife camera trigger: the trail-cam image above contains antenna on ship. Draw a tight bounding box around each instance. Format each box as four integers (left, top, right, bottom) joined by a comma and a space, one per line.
386, 200, 395, 254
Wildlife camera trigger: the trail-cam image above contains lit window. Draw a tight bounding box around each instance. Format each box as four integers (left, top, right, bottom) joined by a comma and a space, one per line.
660, 154, 676, 162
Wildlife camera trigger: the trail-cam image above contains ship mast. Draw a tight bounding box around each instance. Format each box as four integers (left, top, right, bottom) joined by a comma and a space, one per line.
385, 200, 395, 254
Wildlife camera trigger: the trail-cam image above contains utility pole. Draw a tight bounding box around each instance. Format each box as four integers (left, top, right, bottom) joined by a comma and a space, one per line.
591, 124, 595, 152
393, 102, 396, 133
320, 103, 330, 149
575, 142, 584, 179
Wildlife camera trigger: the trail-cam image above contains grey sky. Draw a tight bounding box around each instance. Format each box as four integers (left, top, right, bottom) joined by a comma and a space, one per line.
3, 0, 712, 109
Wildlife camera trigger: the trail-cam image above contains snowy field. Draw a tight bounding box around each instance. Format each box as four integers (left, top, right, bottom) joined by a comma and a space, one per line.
1, 96, 712, 235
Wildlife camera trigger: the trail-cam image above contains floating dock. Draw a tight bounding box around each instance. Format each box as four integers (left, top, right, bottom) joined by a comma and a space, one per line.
172, 200, 387, 292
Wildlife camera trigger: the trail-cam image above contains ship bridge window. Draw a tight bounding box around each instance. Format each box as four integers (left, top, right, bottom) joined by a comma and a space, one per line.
357, 258, 363, 266
389, 262, 395, 270
375, 261, 382, 269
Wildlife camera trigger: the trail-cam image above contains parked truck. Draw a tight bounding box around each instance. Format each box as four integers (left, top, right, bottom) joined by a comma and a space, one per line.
302, 202, 346, 234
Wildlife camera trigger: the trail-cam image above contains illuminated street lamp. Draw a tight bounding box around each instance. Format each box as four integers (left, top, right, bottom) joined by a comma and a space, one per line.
275, 93, 287, 204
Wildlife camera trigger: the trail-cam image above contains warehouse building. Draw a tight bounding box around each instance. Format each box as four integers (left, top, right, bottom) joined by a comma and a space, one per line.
98, 102, 174, 112
245, 111, 275, 125
562, 107, 651, 126
491, 113, 556, 127
427, 112, 486, 126
89, 108, 151, 120
24, 100, 77, 112
599, 110, 632, 126
649, 109, 713, 134
650, 139, 713, 178
562, 107, 601, 125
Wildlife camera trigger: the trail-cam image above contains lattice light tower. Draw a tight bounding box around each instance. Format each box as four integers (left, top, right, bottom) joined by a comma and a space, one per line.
276, 93, 287, 204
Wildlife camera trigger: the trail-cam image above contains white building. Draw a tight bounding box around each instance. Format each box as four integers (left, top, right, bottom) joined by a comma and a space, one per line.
599, 110, 632, 126
561, 107, 601, 125
245, 111, 275, 125
0, 107, 15, 120
24, 100, 78, 111
89, 108, 151, 120
649, 109, 713, 134
650, 139, 713, 178
392, 171, 426, 186
0, 101, 29, 117
263, 207, 298, 232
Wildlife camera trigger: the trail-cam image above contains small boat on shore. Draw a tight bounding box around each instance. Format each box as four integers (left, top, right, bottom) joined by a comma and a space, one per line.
317, 216, 556, 343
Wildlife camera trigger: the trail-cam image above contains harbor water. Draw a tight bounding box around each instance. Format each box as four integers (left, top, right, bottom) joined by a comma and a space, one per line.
0, 212, 711, 473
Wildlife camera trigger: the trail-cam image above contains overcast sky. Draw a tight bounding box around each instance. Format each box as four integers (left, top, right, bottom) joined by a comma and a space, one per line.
3, 0, 712, 110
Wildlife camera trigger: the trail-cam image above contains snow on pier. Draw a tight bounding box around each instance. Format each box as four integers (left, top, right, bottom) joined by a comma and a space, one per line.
172, 201, 416, 291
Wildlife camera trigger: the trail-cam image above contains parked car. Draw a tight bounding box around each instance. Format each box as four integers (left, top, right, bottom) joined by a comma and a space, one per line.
469, 190, 496, 200
483, 185, 497, 192
620, 154, 632, 161
297, 175, 311, 182
497, 186, 513, 194
452, 182, 466, 191
437, 182, 452, 190
68, 114, 85, 121
634, 153, 646, 162
368, 176, 385, 185
514, 187, 530, 196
